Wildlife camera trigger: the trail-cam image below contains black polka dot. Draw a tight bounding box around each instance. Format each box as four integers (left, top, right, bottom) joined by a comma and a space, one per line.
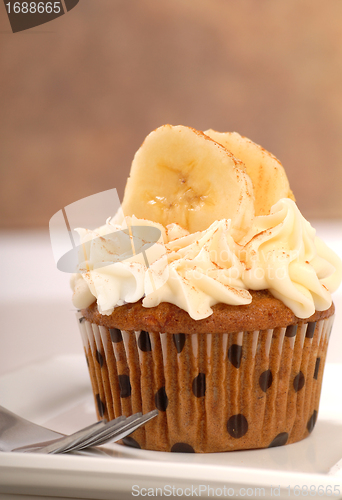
173, 334, 186, 353
227, 414, 248, 439
293, 371, 305, 392
110, 328, 122, 343
138, 331, 152, 352
313, 358, 321, 380
192, 373, 206, 397
307, 410, 318, 433
228, 344, 242, 369
171, 443, 195, 453
123, 436, 141, 449
285, 324, 298, 337
259, 370, 273, 392
78, 316, 86, 323
268, 432, 289, 448
96, 394, 105, 417
118, 374, 131, 398
306, 322, 316, 339
95, 349, 104, 367
155, 386, 168, 411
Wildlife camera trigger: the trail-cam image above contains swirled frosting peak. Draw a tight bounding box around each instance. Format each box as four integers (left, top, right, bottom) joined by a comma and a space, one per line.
240, 198, 342, 318
71, 216, 251, 320
143, 219, 251, 319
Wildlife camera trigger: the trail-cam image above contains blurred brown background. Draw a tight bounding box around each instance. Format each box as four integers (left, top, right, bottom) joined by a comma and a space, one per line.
1, 0, 342, 228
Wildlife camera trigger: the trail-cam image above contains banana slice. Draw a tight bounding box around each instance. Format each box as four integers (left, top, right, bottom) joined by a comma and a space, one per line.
204, 130, 295, 216
122, 125, 255, 240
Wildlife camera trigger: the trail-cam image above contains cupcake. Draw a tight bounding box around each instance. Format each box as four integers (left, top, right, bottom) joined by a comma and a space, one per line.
71, 125, 341, 453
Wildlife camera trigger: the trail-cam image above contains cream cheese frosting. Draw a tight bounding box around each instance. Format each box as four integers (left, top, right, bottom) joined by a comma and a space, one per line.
71, 199, 342, 320
239, 198, 342, 318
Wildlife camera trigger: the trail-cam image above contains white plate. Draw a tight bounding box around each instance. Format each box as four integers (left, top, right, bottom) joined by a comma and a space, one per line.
0, 355, 342, 500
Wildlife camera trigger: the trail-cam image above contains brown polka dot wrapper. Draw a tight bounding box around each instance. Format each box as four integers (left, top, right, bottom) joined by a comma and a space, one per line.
77, 313, 334, 453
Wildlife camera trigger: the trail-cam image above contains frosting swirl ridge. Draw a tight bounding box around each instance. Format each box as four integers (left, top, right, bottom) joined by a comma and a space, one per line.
71, 216, 251, 319
240, 198, 341, 318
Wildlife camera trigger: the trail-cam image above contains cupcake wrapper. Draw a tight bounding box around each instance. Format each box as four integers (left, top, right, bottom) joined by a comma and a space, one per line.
77, 313, 334, 453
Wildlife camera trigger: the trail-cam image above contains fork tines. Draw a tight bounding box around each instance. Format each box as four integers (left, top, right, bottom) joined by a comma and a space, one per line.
34, 410, 158, 454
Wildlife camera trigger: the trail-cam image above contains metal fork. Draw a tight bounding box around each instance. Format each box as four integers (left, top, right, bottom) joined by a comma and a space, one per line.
0, 405, 158, 454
